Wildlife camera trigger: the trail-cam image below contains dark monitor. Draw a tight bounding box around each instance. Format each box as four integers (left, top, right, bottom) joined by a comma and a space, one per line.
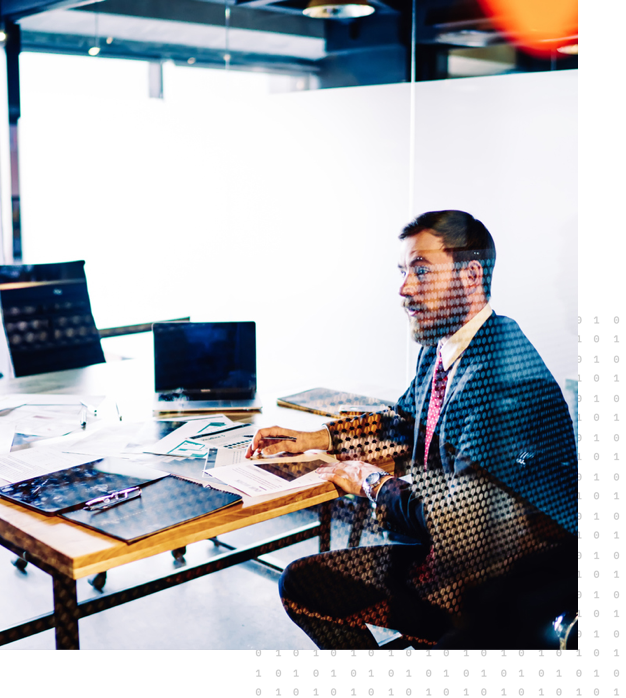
153, 322, 256, 398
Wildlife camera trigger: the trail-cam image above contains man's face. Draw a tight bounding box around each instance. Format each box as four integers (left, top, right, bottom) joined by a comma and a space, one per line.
398, 231, 470, 346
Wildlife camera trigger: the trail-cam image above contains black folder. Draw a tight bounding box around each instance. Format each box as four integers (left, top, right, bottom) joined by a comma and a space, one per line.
61, 475, 242, 542
0, 458, 168, 515
276, 387, 393, 418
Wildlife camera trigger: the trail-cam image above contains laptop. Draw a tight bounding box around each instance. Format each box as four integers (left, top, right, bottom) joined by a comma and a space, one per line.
152, 321, 262, 413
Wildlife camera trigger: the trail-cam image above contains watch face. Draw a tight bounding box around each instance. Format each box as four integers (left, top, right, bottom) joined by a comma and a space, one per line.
365, 472, 383, 486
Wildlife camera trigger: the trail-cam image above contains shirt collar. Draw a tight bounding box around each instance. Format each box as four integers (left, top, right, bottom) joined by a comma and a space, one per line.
439, 303, 492, 372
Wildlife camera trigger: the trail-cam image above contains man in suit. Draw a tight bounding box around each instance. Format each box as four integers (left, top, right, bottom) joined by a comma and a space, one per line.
247, 210, 577, 649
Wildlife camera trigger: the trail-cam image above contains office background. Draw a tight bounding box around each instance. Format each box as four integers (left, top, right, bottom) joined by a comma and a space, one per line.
0, 0, 578, 655
0, 7, 576, 399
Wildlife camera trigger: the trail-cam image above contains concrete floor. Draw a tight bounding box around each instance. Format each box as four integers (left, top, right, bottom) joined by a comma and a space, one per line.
0, 500, 388, 650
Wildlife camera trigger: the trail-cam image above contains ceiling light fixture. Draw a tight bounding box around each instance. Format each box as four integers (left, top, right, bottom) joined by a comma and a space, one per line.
224, 0, 231, 71
436, 29, 499, 47
88, 11, 100, 56
303, 0, 375, 19
557, 43, 578, 55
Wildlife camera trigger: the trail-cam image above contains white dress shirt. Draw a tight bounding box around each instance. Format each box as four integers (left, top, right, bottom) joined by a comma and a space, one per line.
439, 303, 492, 398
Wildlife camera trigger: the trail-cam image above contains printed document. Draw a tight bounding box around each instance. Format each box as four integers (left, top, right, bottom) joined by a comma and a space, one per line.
0, 448, 100, 485
143, 417, 253, 458
206, 453, 335, 497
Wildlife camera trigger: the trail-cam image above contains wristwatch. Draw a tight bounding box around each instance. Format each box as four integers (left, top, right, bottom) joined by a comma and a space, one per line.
362, 471, 388, 504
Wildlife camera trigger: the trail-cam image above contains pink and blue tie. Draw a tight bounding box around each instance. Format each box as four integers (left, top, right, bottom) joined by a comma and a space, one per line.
423, 350, 448, 468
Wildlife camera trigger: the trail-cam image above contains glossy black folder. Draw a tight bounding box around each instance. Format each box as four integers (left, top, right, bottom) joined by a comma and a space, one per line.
276, 387, 393, 418
61, 475, 243, 542
0, 459, 168, 515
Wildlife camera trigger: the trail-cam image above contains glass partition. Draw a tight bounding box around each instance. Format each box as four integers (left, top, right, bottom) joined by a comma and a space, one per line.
17, 50, 576, 399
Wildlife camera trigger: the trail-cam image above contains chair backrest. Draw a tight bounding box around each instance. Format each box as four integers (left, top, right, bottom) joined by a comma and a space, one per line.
0, 261, 105, 378
0, 260, 88, 284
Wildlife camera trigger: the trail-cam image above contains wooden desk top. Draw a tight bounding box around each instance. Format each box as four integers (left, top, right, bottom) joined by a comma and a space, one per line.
0, 360, 393, 580
0, 473, 346, 580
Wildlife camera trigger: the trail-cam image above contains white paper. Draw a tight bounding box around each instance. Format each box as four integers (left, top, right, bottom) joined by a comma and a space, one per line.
165, 439, 208, 458
143, 417, 248, 457
193, 425, 256, 450
6, 405, 83, 437
0, 426, 15, 455
207, 453, 334, 497
214, 446, 247, 466
206, 463, 289, 496
62, 422, 145, 457
0, 448, 100, 484
191, 415, 236, 435
133, 454, 217, 486
0, 395, 107, 439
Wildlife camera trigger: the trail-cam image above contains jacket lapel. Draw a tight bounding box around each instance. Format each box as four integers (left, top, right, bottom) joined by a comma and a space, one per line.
442, 356, 481, 412
440, 314, 494, 413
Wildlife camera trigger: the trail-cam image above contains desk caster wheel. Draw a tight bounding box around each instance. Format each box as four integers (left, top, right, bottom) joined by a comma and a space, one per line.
172, 547, 187, 566
89, 572, 107, 592
12, 555, 28, 573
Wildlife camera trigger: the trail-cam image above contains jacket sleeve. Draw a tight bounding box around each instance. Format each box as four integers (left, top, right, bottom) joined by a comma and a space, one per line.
376, 477, 429, 544
324, 377, 418, 463
376, 383, 576, 611
444, 374, 578, 535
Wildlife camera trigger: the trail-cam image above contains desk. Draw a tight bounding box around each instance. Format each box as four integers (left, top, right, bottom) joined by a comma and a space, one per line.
0, 361, 394, 649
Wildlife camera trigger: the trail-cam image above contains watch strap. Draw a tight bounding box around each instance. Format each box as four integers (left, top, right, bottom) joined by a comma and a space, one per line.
363, 471, 387, 504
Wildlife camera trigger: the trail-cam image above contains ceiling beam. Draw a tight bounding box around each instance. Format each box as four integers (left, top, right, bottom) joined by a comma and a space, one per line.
73, 0, 324, 38
20, 29, 320, 72
0, 0, 101, 20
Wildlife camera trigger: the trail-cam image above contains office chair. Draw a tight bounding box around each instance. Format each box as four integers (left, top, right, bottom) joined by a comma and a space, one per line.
0, 262, 104, 572
0, 260, 104, 378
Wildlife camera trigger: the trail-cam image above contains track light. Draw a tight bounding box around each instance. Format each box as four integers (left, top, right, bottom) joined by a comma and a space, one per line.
303, 0, 375, 19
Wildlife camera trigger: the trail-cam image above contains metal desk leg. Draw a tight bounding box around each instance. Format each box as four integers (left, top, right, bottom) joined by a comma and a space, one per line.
53, 574, 80, 650
319, 501, 332, 552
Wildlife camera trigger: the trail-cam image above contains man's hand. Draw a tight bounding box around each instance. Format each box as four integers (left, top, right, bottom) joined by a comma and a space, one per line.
315, 461, 392, 497
245, 427, 330, 459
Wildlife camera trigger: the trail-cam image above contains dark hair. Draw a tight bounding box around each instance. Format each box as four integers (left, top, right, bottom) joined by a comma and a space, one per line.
400, 210, 496, 299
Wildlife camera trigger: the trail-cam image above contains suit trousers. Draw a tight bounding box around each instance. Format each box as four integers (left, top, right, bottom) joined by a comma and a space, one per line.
279, 539, 577, 650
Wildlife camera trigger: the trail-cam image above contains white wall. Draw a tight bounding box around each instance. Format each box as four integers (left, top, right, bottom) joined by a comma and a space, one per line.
17, 54, 576, 397
407, 71, 578, 389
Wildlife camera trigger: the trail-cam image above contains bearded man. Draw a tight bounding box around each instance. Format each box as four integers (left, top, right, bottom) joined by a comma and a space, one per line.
247, 210, 577, 649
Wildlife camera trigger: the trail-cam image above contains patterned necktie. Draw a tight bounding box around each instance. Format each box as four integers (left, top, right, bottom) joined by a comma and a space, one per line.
423, 349, 449, 468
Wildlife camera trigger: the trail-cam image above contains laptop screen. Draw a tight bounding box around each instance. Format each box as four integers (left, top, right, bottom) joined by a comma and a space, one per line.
153, 322, 256, 397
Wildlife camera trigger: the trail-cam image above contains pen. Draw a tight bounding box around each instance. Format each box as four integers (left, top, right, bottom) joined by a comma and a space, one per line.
79, 405, 87, 429
262, 436, 298, 442
115, 402, 122, 421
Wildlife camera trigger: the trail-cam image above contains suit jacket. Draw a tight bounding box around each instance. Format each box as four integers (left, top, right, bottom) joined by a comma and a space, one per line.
327, 312, 577, 613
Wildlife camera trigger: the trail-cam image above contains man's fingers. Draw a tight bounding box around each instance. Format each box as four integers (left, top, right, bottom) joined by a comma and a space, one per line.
247, 428, 304, 457
246, 426, 329, 459
261, 440, 301, 456
314, 460, 387, 497
315, 465, 336, 475
247, 426, 289, 458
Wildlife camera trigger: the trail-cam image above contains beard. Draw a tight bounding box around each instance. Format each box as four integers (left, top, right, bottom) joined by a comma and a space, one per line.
404, 278, 470, 346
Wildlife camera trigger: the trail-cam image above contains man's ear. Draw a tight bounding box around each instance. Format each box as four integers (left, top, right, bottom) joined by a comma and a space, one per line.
462, 260, 484, 293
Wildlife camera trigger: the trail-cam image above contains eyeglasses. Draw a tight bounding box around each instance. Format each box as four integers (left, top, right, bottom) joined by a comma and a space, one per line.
84, 486, 142, 512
